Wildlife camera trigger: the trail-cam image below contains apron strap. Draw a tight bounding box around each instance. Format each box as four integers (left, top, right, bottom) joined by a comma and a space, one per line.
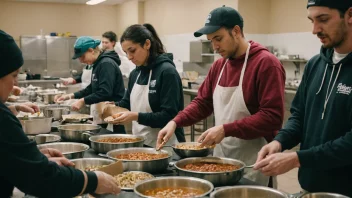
239, 42, 251, 86
135, 70, 153, 86
216, 59, 229, 86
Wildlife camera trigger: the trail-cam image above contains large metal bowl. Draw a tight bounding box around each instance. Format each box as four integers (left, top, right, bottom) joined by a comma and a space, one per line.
210, 185, 289, 198
300, 193, 349, 198
172, 142, 213, 158
89, 134, 145, 154
28, 134, 61, 144
19, 117, 53, 135
70, 158, 115, 170
37, 142, 89, 159
134, 176, 214, 198
43, 106, 70, 120
105, 147, 171, 173
174, 157, 252, 187
58, 124, 101, 142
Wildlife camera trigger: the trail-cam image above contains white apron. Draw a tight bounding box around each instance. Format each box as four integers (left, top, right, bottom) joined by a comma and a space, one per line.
213, 43, 269, 186
130, 70, 178, 148
81, 66, 92, 89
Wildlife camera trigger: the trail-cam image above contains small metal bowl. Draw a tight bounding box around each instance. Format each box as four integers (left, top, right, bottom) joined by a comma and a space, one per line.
172, 142, 214, 158
300, 193, 349, 198
89, 134, 145, 154
37, 142, 89, 159
28, 134, 61, 144
70, 158, 114, 171
134, 176, 214, 198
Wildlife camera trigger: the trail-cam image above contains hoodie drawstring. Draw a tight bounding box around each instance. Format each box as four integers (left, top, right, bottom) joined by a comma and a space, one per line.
321, 63, 342, 119
316, 63, 329, 95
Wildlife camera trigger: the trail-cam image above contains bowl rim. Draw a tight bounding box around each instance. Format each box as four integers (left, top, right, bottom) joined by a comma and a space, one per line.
37, 142, 90, 154
89, 134, 146, 144
57, 124, 101, 131
133, 176, 214, 198
106, 147, 172, 162
209, 185, 289, 197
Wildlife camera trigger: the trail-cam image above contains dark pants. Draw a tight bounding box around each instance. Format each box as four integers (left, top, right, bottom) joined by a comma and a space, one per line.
98, 124, 126, 134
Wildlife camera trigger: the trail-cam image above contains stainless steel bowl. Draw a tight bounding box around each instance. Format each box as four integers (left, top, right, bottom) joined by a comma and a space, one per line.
28, 134, 61, 144
19, 117, 53, 135
39, 92, 63, 104
37, 142, 89, 159
300, 193, 349, 198
70, 158, 115, 170
58, 124, 101, 142
174, 157, 252, 187
210, 185, 289, 198
172, 142, 213, 158
89, 134, 145, 154
105, 147, 171, 173
134, 176, 214, 198
43, 106, 70, 120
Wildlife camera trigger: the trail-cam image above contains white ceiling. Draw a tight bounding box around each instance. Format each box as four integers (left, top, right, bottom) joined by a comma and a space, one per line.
7, 0, 131, 5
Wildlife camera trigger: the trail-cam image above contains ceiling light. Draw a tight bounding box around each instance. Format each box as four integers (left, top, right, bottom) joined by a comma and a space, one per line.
86, 0, 106, 5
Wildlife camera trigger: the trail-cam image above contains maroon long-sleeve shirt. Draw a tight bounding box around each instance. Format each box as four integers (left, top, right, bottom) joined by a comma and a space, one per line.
174, 41, 286, 142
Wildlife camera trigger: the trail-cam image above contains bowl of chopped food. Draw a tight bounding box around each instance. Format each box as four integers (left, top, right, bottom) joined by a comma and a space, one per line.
134, 176, 214, 198
172, 142, 215, 158
70, 158, 114, 171
105, 147, 171, 173
89, 134, 145, 154
114, 171, 154, 191
174, 157, 253, 187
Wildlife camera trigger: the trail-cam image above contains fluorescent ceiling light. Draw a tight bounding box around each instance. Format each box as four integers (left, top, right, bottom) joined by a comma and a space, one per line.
86, 0, 106, 5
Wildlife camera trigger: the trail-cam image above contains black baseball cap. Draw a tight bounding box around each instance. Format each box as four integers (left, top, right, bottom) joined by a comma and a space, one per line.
307, 0, 352, 13
194, 6, 244, 37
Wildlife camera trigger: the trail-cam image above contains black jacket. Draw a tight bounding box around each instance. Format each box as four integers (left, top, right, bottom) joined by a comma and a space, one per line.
0, 102, 97, 197
117, 53, 185, 142
275, 47, 352, 196
74, 50, 125, 104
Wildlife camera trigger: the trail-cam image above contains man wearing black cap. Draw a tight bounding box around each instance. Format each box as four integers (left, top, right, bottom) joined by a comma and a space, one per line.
255, 0, 352, 196
157, 6, 286, 186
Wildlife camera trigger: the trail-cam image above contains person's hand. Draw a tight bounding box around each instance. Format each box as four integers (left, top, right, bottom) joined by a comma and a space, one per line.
156, 121, 177, 150
11, 86, 22, 96
40, 148, 64, 158
197, 125, 225, 147
253, 152, 300, 176
94, 171, 121, 195
55, 94, 74, 103
49, 157, 75, 166
15, 102, 40, 114
60, 77, 76, 85
71, 98, 85, 111
104, 101, 115, 105
111, 112, 138, 125
255, 140, 282, 164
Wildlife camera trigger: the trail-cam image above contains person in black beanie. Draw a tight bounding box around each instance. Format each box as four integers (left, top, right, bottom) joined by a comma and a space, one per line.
0, 30, 120, 197
255, 0, 352, 196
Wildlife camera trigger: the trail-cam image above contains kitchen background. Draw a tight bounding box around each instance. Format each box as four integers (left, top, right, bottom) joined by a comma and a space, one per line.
1, 0, 318, 194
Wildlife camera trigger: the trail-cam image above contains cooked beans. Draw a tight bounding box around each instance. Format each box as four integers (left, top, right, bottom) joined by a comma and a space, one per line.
97, 137, 142, 143
114, 172, 153, 188
115, 152, 168, 160
175, 144, 214, 150
183, 162, 241, 172
144, 187, 204, 198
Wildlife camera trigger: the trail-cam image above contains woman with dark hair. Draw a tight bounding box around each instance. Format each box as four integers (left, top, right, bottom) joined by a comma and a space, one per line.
0, 30, 120, 197
109, 23, 185, 147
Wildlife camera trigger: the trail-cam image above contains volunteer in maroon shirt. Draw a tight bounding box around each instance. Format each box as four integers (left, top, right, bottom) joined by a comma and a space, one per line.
157, 6, 285, 186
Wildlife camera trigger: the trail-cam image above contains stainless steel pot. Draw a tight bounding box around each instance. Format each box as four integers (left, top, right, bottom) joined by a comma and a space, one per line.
174, 157, 253, 187
39, 92, 63, 104
299, 193, 349, 198
134, 176, 214, 198
37, 142, 89, 159
210, 185, 289, 198
105, 147, 171, 173
43, 106, 70, 120
89, 134, 145, 154
27, 134, 61, 144
19, 117, 53, 135
172, 142, 213, 158
70, 158, 115, 170
58, 124, 101, 142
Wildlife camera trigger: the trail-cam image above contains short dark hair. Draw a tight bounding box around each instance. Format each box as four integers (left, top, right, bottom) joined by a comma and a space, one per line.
120, 23, 165, 65
225, 25, 244, 38
102, 31, 117, 43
